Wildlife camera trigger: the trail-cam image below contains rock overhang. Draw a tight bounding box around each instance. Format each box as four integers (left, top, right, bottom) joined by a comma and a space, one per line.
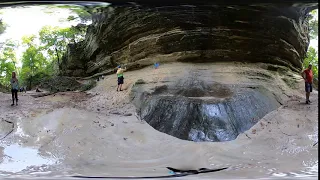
60, 2, 318, 77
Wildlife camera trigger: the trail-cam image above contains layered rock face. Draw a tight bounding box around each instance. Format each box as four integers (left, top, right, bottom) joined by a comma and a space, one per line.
60, 3, 317, 77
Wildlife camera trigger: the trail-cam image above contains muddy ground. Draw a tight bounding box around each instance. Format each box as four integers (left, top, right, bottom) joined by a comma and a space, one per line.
0, 62, 318, 179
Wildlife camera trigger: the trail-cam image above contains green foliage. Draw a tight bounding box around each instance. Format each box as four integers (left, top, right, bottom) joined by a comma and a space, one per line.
0, 10, 7, 34
70, 6, 92, 23
303, 46, 318, 80
38, 25, 86, 63
18, 24, 86, 89
0, 60, 15, 87
308, 10, 318, 39
50, 5, 92, 23
20, 35, 48, 88
0, 20, 6, 34
67, 15, 77, 21
48, 4, 109, 23
309, 19, 318, 39
39, 26, 67, 63
0, 5, 92, 90
303, 9, 318, 83
21, 35, 36, 45
0, 39, 18, 88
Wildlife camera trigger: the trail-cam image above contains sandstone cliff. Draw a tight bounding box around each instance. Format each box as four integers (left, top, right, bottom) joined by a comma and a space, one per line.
60, 3, 318, 77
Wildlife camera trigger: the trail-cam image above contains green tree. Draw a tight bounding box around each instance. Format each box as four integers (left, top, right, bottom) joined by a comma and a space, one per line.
20, 35, 47, 89
39, 26, 66, 64
69, 6, 92, 23
0, 10, 7, 35
0, 19, 6, 35
0, 14, 9, 80
47, 5, 93, 23
303, 46, 318, 78
0, 58, 15, 87
2, 39, 18, 67
19, 25, 86, 89
38, 25, 86, 65
303, 9, 318, 84
0, 39, 18, 88
46, 4, 109, 24
308, 10, 318, 39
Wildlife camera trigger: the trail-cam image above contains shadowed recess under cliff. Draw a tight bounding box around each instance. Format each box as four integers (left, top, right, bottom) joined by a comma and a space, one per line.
59, 3, 317, 77
131, 81, 281, 142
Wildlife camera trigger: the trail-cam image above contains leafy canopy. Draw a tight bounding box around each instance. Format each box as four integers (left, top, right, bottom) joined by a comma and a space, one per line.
18, 25, 87, 88
0, 39, 18, 87
303, 9, 318, 81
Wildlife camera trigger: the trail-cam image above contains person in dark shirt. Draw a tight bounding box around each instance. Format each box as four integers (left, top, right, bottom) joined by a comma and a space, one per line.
301, 64, 313, 104
10, 72, 19, 106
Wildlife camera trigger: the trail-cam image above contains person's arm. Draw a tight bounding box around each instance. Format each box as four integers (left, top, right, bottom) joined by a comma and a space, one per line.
301, 71, 306, 80
10, 79, 14, 87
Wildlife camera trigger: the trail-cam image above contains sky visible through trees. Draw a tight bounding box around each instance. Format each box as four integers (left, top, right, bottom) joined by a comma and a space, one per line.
0, 5, 95, 88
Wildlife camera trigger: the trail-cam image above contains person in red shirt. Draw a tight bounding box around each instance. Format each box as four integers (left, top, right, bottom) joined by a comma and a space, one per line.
301, 64, 313, 104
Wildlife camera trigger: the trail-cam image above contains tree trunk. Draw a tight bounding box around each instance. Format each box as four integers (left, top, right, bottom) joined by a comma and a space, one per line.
55, 47, 60, 64
29, 76, 32, 91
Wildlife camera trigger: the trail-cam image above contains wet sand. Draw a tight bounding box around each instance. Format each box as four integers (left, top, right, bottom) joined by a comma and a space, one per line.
0, 63, 318, 179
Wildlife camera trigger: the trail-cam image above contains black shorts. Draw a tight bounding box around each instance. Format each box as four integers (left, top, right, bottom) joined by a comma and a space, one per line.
305, 82, 312, 92
11, 89, 18, 99
118, 76, 124, 85
11, 89, 18, 93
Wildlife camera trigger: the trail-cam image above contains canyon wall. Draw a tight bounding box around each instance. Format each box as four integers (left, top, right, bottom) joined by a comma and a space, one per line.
59, 3, 317, 77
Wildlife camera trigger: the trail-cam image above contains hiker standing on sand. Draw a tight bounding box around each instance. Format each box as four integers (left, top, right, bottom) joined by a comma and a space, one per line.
10, 71, 19, 106
301, 64, 313, 104
154, 62, 159, 69
116, 65, 127, 91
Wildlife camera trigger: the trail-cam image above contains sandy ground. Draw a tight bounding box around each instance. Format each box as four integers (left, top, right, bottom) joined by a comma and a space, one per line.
0, 62, 318, 179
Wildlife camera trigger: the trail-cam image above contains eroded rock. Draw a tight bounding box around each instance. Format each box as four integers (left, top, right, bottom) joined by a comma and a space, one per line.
131, 78, 281, 142
60, 3, 317, 77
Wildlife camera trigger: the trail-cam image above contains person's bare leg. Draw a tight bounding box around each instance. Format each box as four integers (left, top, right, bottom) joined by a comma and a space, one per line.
120, 84, 123, 91
15, 91, 18, 106
306, 92, 310, 101
117, 85, 119, 91
11, 90, 14, 106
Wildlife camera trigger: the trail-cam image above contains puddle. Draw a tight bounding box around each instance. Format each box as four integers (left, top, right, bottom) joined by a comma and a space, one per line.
271, 161, 318, 178
15, 118, 30, 138
308, 132, 318, 142
0, 144, 57, 173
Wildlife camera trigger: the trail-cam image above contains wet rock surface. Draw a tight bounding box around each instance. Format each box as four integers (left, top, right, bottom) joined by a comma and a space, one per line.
60, 3, 317, 77
0, 63, 317, 179
132, 79, 280, 142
